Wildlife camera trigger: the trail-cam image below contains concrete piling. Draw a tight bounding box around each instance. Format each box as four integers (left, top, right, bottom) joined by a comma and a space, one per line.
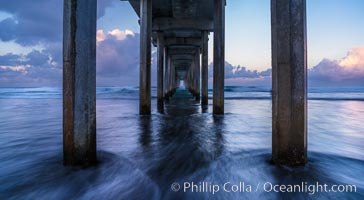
213, 0, 226, 115
271, 0, 307, 165
164, 48, 170, 99
63, 0, 97, 166
157, 32, 165, 105
139, 0, 152, 115
195, 49, 201, 101
202, 31, 209, 106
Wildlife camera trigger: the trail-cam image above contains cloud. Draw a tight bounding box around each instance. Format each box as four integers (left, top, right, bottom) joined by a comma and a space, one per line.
97, 29, 135, 43
97, 30, 107, 44
216, 47, 364, 87
0, 0, 122, 86
0, 65, 29, 73
96, 28, 163, 86
207, 62, 271, 86
0, 0, 62, 46
0, 28, 142, 86
98, 0, 114, 19
206, 47, 364, 86
0, 53, 22, 66
0, 0, 114, 46
2, 31, 364, 87
0, 0, 362, 87
309, 47, 364, 86
339, 47, 364, 68
0, 49, 61, 86
96, 29, 142, 86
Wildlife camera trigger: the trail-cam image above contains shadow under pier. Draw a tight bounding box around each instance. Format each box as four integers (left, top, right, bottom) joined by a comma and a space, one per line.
163, 88, 201, 115
138, 87, 225, 199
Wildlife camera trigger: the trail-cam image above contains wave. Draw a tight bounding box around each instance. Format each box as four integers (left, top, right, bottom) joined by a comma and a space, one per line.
1, 86, 364, 101
221, 96, 364, 101
212, 86, 272, 93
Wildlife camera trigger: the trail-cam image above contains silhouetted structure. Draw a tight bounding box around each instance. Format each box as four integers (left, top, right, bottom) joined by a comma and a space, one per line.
62, 0, 307, 166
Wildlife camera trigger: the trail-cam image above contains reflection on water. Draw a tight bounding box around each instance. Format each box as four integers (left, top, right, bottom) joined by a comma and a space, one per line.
138, 90, 226, 199
0, 89, 363, 199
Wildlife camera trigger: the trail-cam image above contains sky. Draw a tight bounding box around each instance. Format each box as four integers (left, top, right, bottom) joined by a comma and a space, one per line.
0, 0, 364, 87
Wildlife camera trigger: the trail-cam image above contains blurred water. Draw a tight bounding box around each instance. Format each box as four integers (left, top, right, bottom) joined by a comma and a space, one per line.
0, 87, 363, 199
1, 86, 364, 100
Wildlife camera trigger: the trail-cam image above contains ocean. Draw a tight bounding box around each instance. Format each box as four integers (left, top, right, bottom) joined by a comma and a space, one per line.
0, 86, 363, 199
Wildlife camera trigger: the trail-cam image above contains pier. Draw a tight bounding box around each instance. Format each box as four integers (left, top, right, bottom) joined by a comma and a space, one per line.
62, 0, 307, 166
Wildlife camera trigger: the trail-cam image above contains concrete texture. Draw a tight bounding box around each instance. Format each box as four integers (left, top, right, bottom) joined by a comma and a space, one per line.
202, 31, 209, 106
194, 49, 201, 101
213, 0, 226, 115
63, 0, 97, 166
157, 32, 165, 104
271, 0, 307, 165
139, 0, 152, 115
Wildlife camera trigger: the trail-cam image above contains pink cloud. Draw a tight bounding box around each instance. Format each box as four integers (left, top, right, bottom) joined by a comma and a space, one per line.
0, 65, 29, 73
96, 29, 141, 86
97, 29, 135, 44
339, 47, 364, 70
309, 47, 364, 85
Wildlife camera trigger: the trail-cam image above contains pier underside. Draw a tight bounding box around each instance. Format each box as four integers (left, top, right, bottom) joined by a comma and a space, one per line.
62, 0, 307, 166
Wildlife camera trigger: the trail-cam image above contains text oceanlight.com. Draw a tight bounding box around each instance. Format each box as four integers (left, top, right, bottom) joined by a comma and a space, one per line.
170, 181, 357, 195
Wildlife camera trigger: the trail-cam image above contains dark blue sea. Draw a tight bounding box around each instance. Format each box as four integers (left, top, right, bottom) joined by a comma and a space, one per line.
0, 86, 363, 199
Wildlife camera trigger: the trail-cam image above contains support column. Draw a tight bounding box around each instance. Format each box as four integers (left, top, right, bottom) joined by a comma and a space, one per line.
271, 0, 307, 165
170, 62, 176, 95
186, 67, 191, 92
213, 0, 225, 114
202, 31, 209, 106
190, 65, 193, 94
164, 48, 170, 99
195, 49, 201, 101
190, 69, 193, 93
176, 76, 180, 88
157, 32, 165, 105
63, 0, 97, 166
190, 62, 195, 95
139, 0, 152, 115
167, 57, 172, 97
